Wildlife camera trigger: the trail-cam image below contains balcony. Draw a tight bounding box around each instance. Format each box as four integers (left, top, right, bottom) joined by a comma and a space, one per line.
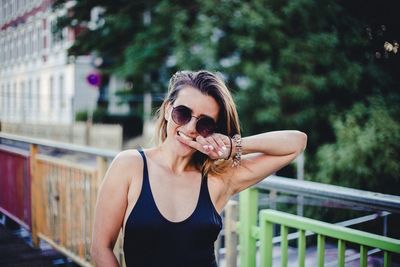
1, 132, 399, 266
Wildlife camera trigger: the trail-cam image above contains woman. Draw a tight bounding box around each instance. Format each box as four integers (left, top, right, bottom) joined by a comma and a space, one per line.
91, 70, 307, 267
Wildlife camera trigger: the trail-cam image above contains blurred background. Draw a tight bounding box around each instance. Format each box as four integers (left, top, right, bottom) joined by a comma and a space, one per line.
0, 0, 399, 266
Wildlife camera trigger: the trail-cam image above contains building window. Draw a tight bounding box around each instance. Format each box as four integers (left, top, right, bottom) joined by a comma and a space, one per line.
3, 39, 5, 62
33, 28, 37, 54
21, 33, 25, 58
9, 38, 12, 60
0, 84, 3, 119
28, 80, 32, 119
25, 32, 29, 57
13, 83, 17, 119
36, 78, 40, 116
20, 81, 25, 121
28, 30, 32, 56
13, 36, 17, 60
13, 0, 16, 18
6, 37, 9, 61
59, 74, 64, 110
6, 84, 10, 118
49, 76, 54, 113
36, 27, 41, 52
0, 39, 3, 63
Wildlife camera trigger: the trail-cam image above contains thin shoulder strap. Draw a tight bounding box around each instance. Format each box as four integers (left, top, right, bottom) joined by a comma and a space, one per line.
200, 166, 208, 189
137, 149, 149, 184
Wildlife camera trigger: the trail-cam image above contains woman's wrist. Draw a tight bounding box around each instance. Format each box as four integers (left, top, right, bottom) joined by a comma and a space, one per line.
225, 137, 233, 160
231, 134, 242, 166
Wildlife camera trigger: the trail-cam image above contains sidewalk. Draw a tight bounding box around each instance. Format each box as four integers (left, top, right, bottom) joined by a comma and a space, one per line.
0, 223, 76, 267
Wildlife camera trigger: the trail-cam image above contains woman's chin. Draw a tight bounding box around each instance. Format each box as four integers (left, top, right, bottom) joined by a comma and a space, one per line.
176, 138, 195, 154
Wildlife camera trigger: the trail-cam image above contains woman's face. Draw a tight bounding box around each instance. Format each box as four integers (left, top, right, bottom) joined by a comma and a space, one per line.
164, 86, 220, 156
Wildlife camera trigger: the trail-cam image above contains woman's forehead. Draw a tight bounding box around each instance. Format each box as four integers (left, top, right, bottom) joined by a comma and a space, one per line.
174, 87, 220, 119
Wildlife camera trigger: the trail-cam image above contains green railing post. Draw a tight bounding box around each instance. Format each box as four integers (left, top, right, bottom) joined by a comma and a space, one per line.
384, 251, 391, 267
338, 239, 346, 267
360, 245, 367, 267
317, 234, 325, 267
281, 225, 289, 267
260, 211, 273, 267
239, 188, 258, 267
298, 230, 306, 267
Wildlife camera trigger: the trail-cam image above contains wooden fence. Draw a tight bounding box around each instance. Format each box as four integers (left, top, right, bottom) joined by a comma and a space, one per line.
30, 145, 109, 266
0, 133, 123, 266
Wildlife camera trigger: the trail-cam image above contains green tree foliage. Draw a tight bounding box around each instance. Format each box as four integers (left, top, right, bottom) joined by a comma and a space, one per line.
314, 98, 400, 195
53, 0, 400, 191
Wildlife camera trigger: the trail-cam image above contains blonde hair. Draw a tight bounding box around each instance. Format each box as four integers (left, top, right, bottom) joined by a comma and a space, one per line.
155, 70, 241, 176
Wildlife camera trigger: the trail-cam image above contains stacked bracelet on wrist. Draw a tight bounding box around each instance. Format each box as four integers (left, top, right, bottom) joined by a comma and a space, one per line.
225, 137, 233, 160
232, 134, 242, 167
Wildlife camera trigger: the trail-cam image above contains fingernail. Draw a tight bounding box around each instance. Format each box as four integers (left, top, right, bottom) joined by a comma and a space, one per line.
218, 151, 223, 156
209, 145, 214, 150
222, 146, 227, 150
203, 145, 210, 150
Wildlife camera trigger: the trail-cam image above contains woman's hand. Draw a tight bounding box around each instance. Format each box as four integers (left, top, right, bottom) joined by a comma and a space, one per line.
177, 133, 232, 160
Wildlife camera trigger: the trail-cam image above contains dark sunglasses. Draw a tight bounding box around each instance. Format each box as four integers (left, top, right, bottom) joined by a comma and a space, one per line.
171, 105, 217, 137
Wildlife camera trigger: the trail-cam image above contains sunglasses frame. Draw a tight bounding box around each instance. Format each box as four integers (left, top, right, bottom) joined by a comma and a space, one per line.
171, 105, 217, 137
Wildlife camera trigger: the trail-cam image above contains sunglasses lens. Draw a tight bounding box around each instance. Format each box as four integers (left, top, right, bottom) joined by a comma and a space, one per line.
172, 105, 191, 125
196, 117, 216, 137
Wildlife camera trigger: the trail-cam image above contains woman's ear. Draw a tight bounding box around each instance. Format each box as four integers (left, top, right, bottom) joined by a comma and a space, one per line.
164, 102, 172, 121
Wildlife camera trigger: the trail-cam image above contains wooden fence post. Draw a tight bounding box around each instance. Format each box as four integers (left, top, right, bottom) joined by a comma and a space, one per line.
96, 156, 108, 186
30, 144, 39, 248
225, 200, 238, 267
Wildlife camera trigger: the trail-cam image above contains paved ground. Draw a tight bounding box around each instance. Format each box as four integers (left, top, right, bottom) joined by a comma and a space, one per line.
0, 222, 77, 267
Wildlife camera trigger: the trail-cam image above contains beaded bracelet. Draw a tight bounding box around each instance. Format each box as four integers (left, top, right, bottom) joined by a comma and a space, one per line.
232, 134, 242, 167
225, 137, 233, 160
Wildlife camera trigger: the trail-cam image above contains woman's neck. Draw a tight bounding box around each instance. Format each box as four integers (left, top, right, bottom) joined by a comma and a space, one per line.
152, 144, 197, 175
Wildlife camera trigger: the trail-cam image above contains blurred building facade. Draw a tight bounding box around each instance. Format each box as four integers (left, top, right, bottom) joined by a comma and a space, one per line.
0, 0, 98, 124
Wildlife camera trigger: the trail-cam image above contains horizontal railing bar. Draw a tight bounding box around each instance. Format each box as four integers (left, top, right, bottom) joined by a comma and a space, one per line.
0, 207, 30, 230
259, 196, 385, 212
0, 132, 118, 158
269, 212, 390, 244
36, 154, 97, 173
260, 210, 400, 253
325, 248, 381, 267
37, 233, 92, 267
0, 144, 30, 157
257, 176, 400, 213
336, 211, 390, 227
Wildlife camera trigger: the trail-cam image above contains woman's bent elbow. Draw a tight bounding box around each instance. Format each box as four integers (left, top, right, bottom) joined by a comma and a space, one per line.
296, 131, 308, 153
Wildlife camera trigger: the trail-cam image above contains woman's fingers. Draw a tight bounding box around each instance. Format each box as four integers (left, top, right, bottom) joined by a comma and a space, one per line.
178, 133, 230, 159
177, 135, 203, 151
212, 134, 229, 156
206, 136, 224, 157
196, 135, 217, 156
198, 134, 229, 159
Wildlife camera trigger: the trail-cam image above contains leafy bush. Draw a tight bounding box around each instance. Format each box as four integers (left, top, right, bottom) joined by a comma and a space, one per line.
313, 98, 400, 195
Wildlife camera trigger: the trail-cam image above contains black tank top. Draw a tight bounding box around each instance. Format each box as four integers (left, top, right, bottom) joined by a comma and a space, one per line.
123, 150, 222, 267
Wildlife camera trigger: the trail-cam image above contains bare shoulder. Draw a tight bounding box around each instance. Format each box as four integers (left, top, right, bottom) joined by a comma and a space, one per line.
113, 149, 143, 168
103, 149, 143, 185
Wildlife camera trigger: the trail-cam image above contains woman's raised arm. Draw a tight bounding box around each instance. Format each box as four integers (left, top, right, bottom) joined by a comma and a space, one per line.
225, 130, 307, 195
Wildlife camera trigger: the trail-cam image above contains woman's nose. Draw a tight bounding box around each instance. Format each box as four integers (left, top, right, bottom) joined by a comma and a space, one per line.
185, 116, 198, 134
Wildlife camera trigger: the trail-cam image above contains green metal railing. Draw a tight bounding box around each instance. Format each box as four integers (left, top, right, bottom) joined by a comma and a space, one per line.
240, 188, 400, 267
